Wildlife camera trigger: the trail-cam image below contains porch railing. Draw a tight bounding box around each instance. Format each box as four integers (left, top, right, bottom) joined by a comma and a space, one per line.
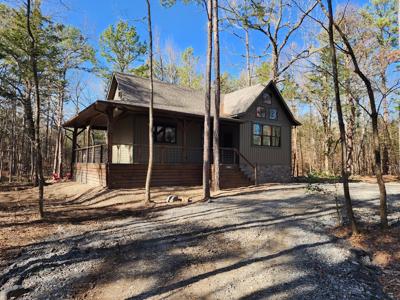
219, 147, 258, 185
75, 144, 108, 164
131, 144, 203, 164
73, 144, 257, 184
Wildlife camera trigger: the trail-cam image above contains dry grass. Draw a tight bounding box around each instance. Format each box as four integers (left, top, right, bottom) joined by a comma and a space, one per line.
351, 175, 400, 184
333, 225, 400, 299
0, 181, 272, 256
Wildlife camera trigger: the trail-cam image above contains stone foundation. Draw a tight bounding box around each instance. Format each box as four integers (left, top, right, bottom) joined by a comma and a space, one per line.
240, 164, 291, 183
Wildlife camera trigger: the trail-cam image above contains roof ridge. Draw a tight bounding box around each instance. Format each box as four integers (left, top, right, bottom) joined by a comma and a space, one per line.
114, 72, 271, 96
114, 72, 203, 94
223, 83, 266, 96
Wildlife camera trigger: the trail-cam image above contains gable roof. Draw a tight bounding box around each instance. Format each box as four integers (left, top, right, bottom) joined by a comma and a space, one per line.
221, 84, 266, 116
107, 72, 300, 125
108, 72, 206, 116
222, 81, 301, 126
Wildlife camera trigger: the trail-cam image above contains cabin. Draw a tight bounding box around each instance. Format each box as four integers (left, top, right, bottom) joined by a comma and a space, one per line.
63, 72, 300, 189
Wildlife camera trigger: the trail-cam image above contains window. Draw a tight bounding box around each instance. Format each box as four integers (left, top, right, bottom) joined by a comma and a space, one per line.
271, 126, 281, 146
263, 92, 272, 104
256, 106, 266, 118
252, 123, 281, 147
269, 108, 278, 120
154, 124, 177, 144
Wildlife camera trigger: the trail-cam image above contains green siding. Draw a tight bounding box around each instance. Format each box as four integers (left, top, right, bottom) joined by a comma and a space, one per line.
112, 113, 203, 164
239, 86, 292, 166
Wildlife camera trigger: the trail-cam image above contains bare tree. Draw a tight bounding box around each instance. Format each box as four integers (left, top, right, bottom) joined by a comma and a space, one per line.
224, 0, 318, 82
318, 0, 389, 228
26, 0, 44, 218
202, 0, 213, 200
212, 0, 221, 191
221, 0, 253, 86
326, 0, 358, 234
244, 27, 251, 86
144, 0, 154, 204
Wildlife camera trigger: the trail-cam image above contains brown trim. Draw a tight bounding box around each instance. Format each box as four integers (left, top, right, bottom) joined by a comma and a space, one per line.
70, 127, 78, 175
153, 122, 178, 144
106, 108, 114, 188
233, 82, 301, 126
251, 122, 282, 148
267, 82, 301, 126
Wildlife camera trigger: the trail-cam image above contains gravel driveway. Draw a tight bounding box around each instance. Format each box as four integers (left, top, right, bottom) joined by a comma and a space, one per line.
1, 182, 399, 299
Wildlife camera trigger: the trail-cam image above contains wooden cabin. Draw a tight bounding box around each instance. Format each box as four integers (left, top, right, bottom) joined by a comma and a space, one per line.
63, 72, 300, 189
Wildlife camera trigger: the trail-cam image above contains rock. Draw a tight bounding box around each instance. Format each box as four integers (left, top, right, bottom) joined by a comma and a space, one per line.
0, 285, 30, 300
182, 196, 192, 203
166, 195, 180, 203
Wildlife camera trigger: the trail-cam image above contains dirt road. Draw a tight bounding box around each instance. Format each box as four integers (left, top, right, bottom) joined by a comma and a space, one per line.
1, 182, 399, 299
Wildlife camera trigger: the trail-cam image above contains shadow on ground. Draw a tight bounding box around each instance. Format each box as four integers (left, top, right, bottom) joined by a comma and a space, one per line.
2, 182, 398, 299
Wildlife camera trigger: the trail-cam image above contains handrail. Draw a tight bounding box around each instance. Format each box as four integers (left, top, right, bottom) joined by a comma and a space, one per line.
75, 144, 107, 151
75, 144, 107, 164
233, 148, 255, 169
73, 144, 258, 184
219, 147, 258, 185
131, 143, 202, 150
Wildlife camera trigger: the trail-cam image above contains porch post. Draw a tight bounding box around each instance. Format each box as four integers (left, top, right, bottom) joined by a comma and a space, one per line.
70, 127, 77, 177
106, 107, 114, 188
86, 125, 91, 164
183, 119, 187, 162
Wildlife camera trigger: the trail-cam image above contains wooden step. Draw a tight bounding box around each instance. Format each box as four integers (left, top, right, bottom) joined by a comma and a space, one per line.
213, 164, 252, 189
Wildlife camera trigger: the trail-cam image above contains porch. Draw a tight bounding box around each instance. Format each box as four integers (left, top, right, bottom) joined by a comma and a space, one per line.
73, 144, 257, 189
64, 100, 256, 189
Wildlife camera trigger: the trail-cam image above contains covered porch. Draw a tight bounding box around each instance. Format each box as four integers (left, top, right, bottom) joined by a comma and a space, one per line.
64, 100, 256, 189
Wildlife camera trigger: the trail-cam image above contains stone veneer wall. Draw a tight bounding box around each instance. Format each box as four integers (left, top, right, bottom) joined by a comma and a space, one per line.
240, 164, 291, 183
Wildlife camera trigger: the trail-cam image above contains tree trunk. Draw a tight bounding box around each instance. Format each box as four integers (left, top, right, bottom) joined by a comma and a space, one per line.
44, 99, 50, 159
346, 96, 356, 175
22, 81, 36, 183
245, 27, 251, 86
326, 0, 358, 234
381, 75, 390, 174
144, 0, 154, 204
299, 133, 304, 176
271, 44, 279, 82
212, 0, 221, 191
322, 115, 330, 174
202, 0, 213, 200
319, 0, 388, 228
0, 139, 3, 182
53, 82, 65, 177
398, 109, 400, 176
291, 104, 299, 177
9, 101, 17, 183
0, 159, 3, 183
292, 126, 298, 177
27, 0, 44, 219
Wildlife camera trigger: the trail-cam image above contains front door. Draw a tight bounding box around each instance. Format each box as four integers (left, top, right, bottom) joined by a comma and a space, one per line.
220, 126, 237, 164
221, 131, 233, 148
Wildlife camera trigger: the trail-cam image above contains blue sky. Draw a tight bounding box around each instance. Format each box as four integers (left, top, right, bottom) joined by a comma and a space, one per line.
38, 0, 372, 115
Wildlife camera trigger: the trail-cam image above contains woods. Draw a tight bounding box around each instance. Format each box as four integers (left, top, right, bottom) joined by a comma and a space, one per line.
0, 0, 398, 215
1, 1, 400, 299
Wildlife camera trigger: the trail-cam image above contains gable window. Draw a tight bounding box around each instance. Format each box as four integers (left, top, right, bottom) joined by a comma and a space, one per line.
256, 106, 266, 118
252, 123, 281, 147
154, 124, 177, 144
263, 92, 272, 104
269, 108, 278, 120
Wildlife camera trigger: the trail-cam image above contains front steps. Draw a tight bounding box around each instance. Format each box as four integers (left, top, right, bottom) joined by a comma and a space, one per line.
212, 164, 253, 189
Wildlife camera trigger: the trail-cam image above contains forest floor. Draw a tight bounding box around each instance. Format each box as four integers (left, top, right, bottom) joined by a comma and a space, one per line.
0, 181, 399, 299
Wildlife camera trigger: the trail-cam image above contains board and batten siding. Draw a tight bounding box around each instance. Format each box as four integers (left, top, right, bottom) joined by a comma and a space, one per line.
133, 114, 203, 147
111, 113, 203, 164
239, 86, 292, 166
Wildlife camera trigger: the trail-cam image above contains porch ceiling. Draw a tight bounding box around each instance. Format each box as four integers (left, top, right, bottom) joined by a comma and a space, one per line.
62, 101, 108, 129
63, 100, 244, 129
